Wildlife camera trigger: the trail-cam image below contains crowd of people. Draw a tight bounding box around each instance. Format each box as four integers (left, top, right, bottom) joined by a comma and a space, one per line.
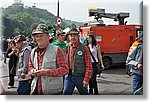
0, 23, 143, 95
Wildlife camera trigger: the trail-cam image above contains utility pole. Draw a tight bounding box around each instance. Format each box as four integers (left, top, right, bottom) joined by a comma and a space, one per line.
57, 0, 59, 17
56, 0, 62, 28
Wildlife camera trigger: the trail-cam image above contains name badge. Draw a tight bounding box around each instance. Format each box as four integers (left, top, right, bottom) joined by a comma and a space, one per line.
77, 51, 83, 56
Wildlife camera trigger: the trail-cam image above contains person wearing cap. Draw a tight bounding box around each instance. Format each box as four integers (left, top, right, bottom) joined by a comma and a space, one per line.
15, 34, 32, 95
52, 31, 68, 52
28, 23, 69, 95
63, 28, 92, 95
52, 30, 68, 90
126, 34, 143, 95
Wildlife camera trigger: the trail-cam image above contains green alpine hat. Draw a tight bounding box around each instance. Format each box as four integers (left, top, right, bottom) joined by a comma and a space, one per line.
32, 24, 49, 35
57, 30, 66, 36
15, 35, 26, 43
69, 28, 79, 35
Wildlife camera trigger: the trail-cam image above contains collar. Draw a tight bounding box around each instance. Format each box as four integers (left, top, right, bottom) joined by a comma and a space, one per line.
36, 44, 49, 53
70, 41, 80, 48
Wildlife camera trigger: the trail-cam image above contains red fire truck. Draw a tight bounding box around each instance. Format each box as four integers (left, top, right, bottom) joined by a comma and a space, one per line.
80, 8, 143, 68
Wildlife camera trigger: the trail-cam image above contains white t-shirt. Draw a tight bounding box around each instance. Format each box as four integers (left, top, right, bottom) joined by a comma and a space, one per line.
88, 44, 100, 63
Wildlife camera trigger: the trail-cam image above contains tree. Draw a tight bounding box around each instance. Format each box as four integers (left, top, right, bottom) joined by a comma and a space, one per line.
15, 13, 34, 27
13, 28, 21, 36
2, 5, 81, 38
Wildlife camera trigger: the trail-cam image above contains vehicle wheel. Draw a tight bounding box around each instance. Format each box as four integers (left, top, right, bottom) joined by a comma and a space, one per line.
103, 57, 112, 69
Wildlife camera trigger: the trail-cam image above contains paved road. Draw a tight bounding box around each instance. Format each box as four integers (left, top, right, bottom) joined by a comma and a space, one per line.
0, 60, 132, 95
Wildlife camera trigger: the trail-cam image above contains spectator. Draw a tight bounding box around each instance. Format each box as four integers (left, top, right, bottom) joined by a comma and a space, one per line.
6, 39, 18, 89
86, 33, 104, 95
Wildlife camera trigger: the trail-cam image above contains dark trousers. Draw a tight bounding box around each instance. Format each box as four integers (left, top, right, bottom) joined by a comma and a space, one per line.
63, 73, 89, 95
8, 64, 15, 86
17, 80, 31, 95
89, 62, 98, 95
8, 74, 15, 86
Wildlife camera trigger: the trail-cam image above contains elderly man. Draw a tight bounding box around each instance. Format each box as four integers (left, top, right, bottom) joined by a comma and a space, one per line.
15, 35, 32, 95
28, 23, 69, 95
63, 28, 92, 95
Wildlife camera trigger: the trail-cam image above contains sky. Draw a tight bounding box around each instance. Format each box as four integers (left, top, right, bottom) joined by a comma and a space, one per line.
0, 0, 143, 25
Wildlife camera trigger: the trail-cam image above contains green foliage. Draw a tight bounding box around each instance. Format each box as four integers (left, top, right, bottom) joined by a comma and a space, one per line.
13, 28, 21, 36
14, 13, 34, 27
2, 5, 82, 38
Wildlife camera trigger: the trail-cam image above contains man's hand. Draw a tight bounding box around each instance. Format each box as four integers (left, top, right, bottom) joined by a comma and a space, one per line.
83, 81, 89, 88
137, 64, 143, 70
34, 69, 47, 76
21, 72, 25, 79
29, 69, 37, 76
101, 64, 105, 70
